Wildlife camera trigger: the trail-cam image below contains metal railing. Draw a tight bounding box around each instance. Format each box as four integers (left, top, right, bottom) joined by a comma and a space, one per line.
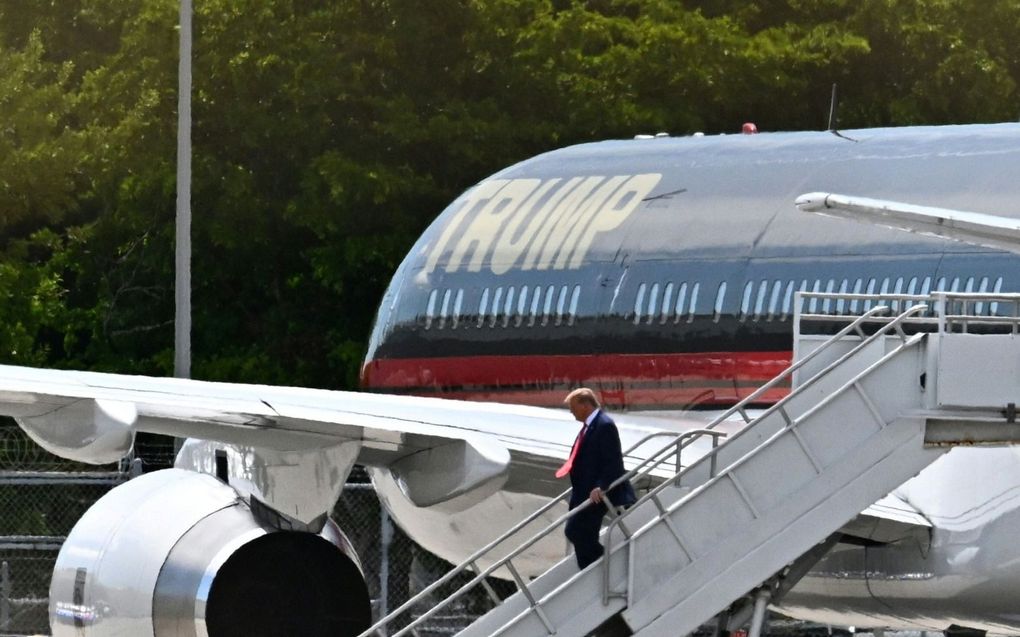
359, 303, 906, 637
357, 428, 725, 637
599, 302, 930, 609
795, 291, 1020, 333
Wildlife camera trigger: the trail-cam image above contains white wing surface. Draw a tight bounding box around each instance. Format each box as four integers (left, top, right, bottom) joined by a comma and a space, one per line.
0, 364, 673, 508
0, 363, 930, 540
796, 191, 1020, 254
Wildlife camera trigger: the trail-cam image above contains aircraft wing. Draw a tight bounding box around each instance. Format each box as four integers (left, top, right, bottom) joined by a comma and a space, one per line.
0, 363, 674, 509
0, 362, 930, 545
795, 191, 1020, 254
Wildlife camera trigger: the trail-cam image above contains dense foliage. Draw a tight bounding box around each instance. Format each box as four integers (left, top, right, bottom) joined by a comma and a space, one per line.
3, 0, 1020, 388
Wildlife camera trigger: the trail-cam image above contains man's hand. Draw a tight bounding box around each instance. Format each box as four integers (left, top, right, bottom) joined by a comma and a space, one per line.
589, 487, 603, 504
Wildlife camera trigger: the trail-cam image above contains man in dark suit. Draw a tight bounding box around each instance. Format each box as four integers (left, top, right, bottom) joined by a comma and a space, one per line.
558, 388, 637, 570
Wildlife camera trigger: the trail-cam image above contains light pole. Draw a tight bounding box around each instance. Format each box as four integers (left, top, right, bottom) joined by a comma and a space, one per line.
175, 0, 192, 380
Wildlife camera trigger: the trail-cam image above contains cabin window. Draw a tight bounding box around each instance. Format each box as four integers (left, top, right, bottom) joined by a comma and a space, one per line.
991, 277, 1004, 315
886, 277, 902, 312
767, 280, 782, 321
568, 285, 581, 325
661, 283, 675, 324
861, 278, 876, 311
516, 286, 529, 327
674, 283, 688, 323
438, 289, 452, 329
542, 285, 555, 326
849, 279, 863, 314
530, 287, 542, 326
871, 278, 886, 312
740, 281, 754, 321
490, 287, 504, 327
797, 280, 809, 315
753, 280, 768, 320
555, 286, 568, 325
781, 281, 796, 320
714, 282, 728, 322
477, 288, 490, 327
687, 283, 700, 322
451, 289, 464, 329
425, 289, 438, 329
963, 277, 976, 315
808, 280, 821, 314
931, 277, 948, 316
502, 287, 515, 327
820, 279, 835, 314
633, 283, 647, 325
875, 278, 889, 313
975, 276, 989, 314
835, 279, 848, 315
920, 276, 932, 296
790, 280, 807, 318
647, 283, 661, 324
904, 277, 918, 313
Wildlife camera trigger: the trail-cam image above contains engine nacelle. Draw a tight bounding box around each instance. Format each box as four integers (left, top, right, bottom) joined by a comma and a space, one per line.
50, 468, 371, 636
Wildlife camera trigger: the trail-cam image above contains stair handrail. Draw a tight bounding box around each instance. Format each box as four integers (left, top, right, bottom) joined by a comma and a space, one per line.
606, 302, 928, 533
600, 303, 930, 606
357, 427, 725, 637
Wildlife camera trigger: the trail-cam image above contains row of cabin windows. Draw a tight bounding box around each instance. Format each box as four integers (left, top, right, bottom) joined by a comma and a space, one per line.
633, 275, 1006, 325
632, 282, 703, 325
425, 284, 582, 330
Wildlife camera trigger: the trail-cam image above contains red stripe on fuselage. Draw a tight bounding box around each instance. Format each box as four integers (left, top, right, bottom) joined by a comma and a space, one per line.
361, 351, 792, 409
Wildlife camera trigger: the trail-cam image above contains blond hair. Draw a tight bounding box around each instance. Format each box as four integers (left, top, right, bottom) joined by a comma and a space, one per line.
564, 387, 600, 408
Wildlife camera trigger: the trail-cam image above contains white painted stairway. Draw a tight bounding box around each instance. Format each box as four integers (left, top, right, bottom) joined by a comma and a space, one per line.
360, 292, 1020, 637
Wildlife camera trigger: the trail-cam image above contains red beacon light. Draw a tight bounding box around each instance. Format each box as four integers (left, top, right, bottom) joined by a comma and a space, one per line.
742, 122, 759, 134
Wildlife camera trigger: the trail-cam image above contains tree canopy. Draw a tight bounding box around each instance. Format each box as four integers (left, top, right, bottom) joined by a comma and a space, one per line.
2, 0, 1020, 388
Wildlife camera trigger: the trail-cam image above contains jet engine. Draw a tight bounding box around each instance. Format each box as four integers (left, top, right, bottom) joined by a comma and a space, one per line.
48, 468, 371, 637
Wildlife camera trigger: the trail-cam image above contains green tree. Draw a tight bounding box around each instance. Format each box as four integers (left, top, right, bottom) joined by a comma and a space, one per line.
4, 0, 1020, 389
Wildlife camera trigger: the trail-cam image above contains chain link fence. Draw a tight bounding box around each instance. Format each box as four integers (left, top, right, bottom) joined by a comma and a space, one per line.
0, 423, 499, 636
336, 470, 510, 636
0, 421, 130, 636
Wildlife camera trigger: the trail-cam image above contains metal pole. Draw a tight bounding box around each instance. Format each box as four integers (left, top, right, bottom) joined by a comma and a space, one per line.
827, 83, 838, 131
747, 588, 771, 637
175, 0, 193, 380
379, 507, 392, 637
1, 560, 10, 629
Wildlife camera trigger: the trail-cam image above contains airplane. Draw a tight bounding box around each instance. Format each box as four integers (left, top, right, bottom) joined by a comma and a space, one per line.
3, 122, 1020, 636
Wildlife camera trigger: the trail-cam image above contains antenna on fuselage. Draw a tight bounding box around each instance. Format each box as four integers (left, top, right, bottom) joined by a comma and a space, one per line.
827, 83, 838, 130
827, 83, 858, 142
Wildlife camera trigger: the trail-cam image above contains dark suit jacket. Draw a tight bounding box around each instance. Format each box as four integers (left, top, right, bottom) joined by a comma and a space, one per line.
568, 409, 637, 509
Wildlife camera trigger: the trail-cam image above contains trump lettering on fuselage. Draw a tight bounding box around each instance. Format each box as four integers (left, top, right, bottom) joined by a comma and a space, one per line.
424, 174, 661, 275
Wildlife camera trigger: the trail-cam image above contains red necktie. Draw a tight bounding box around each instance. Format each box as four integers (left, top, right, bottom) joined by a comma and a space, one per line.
555, 425, 587, 478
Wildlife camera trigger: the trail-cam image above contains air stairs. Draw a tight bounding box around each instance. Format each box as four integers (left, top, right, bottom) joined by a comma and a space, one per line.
360, 292, 1020, 637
